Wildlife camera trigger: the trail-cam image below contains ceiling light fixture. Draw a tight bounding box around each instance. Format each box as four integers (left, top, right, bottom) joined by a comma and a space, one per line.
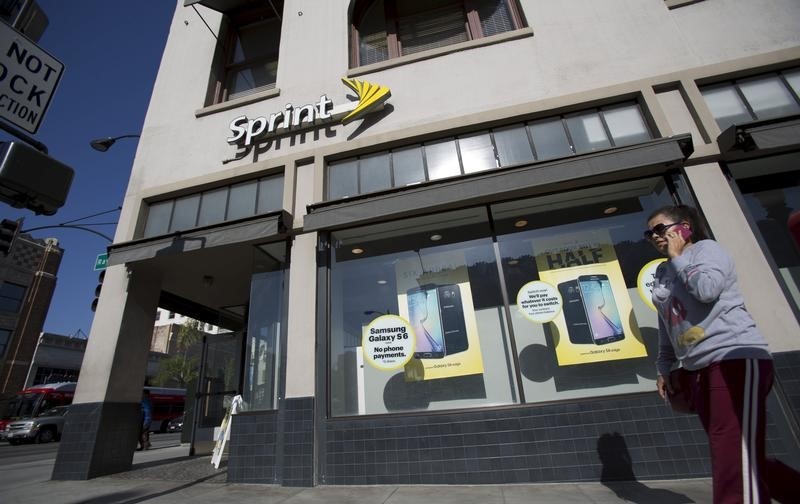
351, 247, 364, 255
430, 234, 442, 241
603, 206, 618, 215
514, 219, 528, 228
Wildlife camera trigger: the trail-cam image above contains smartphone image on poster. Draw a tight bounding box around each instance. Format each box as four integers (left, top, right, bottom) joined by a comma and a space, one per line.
557, 280, 594, 345
437, 284, 469, 355
407, 285, 446, 359
577, 274, 625, 345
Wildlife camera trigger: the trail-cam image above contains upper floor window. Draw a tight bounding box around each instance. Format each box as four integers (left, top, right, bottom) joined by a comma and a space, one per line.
208, 1, 283, 104
0, 282, 26, 313
351, 0, 526, 67
0, 328, 9, 358
700, 68, 800, 132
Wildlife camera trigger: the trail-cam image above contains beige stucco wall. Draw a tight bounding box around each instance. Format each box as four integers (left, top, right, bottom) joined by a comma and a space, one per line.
97, 0, 800, 404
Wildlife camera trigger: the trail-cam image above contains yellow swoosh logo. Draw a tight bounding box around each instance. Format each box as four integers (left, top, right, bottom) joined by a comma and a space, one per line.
341, 78, 391, 125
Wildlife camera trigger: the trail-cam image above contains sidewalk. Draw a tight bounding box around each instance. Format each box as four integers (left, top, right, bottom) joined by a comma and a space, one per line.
6, 444, 715, 504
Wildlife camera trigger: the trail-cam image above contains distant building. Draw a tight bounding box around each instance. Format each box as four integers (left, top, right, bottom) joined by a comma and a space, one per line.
0, 234, 62, 400
23, 332, 86, 387
151, 308, 226, 355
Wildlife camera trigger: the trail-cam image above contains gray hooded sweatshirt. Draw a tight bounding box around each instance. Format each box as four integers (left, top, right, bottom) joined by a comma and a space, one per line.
653, 239, 771, 377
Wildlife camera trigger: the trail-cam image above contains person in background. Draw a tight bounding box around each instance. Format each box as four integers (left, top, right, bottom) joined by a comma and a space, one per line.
138, 390, 152, 451
646, 204, 798, 504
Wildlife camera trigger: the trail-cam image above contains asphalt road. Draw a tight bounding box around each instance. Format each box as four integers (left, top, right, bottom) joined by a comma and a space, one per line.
0, 431, 183, 487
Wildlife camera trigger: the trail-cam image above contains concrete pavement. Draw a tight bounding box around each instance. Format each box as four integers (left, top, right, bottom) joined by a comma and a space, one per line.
3, 443, 715, 503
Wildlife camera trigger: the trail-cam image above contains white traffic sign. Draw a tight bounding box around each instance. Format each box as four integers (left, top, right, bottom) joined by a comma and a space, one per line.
0, 22, 63, 134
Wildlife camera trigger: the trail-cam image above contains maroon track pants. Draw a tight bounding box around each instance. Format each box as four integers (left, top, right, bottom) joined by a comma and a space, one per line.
693, 359, 797, 504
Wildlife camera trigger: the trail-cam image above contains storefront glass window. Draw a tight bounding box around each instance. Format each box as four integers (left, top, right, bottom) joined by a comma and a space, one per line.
566, 112, 612, 153
257, 175, 284, 213
392, 146, 426, 187
326, 102, 652, 200
701, 84, 752, 132
328, 160, 359, 200
785, 69, 800, 97
330, 208, 519, 416
329, 178, 680, 416
492, 178, 673, 402
459, 133, 497, 173
143, 174, 284, 238
729, 152, 800, 313
701, 69, 800, 131
227, 181, 258, 220
425, 139, 461, 180
143, 200, 172, 237
172, 195, 200, 231
360, 153, 392, 194
738, 75, 800, 121
528, 118, 573, 160
603, 104, 652, 147
494, 125, 534, 166
197, 188, 228, 227
243, 242, 287, 411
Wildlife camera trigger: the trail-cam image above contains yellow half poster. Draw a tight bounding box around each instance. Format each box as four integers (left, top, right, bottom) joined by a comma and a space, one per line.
531, 229, 647, 366
395, 250, 484, 381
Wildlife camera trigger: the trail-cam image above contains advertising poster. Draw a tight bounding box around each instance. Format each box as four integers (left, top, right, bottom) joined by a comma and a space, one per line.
530, 229, 647, 366
361, 315, 416, 371
637, 258, 667, 311
395, 250, 484, 381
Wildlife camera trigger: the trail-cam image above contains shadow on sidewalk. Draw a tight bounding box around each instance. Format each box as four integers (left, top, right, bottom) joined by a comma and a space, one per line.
66, 472, 225, 504
598, 432, 695, 504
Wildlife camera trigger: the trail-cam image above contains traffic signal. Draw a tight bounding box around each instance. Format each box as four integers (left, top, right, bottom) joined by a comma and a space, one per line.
90, 270, 105, 312
0, 218, 21, 255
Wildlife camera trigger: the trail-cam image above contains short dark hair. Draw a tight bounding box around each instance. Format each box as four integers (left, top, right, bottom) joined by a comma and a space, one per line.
647, 204, 709, 241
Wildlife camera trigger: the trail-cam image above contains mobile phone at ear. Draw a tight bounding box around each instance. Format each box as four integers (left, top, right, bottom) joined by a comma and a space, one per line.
677, 226, 693, 240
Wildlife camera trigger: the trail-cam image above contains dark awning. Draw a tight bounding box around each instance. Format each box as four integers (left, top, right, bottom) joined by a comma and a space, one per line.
718, 115, 800, 158
107, 210, 291, 267
303, 135, 693, 232
184, 0, 281, 15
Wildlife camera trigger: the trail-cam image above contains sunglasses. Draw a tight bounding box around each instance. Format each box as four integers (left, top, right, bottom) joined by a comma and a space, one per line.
643, 222, 680, 240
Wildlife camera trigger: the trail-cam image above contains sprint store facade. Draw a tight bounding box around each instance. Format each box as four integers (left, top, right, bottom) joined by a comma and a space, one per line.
53, 0, 800, 486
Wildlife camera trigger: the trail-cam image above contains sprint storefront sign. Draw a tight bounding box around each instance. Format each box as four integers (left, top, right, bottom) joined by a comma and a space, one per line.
227, 77, 391, 147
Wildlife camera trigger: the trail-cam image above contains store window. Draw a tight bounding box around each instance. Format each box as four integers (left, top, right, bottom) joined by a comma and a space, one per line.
242, 241, 287, 411
351, 0, 526, 67
729, 152, 800, 314
207, 1, 283, 104
327, 102, 652, 200
328, 177, 677, 416
493, 179, 674, 401
142, 174, 284, 238
700, 68, 800, 131
0, 282, 26, 313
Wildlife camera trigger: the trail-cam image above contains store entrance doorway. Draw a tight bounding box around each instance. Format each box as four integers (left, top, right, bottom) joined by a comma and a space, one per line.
189, 332, 243, 456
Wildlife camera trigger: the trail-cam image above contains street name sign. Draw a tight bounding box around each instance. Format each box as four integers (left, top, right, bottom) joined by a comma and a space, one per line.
0, 21, 64, 133
94, 252, 108, 271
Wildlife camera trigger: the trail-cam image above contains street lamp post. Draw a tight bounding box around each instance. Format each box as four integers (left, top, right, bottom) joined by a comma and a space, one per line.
89, 134, 141, 152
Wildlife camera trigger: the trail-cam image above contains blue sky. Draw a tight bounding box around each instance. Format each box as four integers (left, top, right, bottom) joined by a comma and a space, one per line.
1, 1, 177, 337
